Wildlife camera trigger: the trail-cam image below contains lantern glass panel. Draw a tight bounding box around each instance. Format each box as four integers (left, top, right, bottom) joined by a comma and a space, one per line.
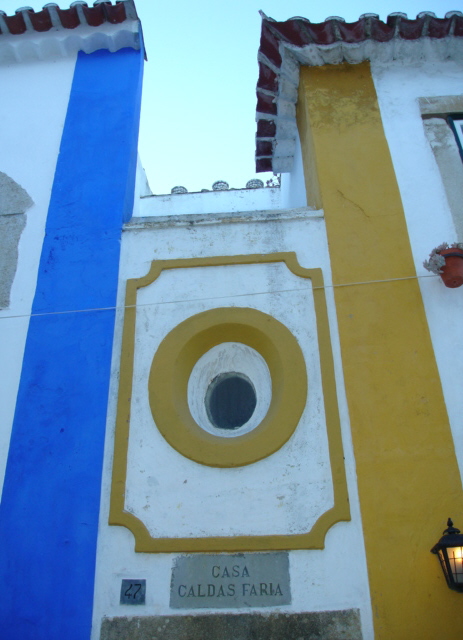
448, 546, 463, 583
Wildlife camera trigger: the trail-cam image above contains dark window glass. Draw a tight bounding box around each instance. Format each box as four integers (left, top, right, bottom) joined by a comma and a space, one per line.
206, 372, 256, 430
450, 116, 463, 162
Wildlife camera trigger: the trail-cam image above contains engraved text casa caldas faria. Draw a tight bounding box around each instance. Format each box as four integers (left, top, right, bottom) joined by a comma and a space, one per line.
177, 563, 284, 599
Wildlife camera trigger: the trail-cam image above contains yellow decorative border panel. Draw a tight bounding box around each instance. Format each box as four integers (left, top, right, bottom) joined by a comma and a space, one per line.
109, 252, 350, 552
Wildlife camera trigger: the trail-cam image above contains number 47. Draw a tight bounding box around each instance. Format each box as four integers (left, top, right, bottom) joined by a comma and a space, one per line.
124, 583, 142, 598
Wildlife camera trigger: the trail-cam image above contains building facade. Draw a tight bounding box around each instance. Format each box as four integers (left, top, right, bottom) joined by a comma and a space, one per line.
0, 3, 143, 639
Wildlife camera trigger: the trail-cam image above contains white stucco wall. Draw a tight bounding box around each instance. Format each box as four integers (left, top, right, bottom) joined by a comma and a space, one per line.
92, 208, 374, 639
0, 55, 76, 495
280, 131, 308, 209
371, 56, 463, 485
137, 185, 284, 217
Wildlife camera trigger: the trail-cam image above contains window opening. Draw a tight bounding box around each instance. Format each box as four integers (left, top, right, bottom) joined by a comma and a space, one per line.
205, 372, 257, 430
449, 115, 463, 163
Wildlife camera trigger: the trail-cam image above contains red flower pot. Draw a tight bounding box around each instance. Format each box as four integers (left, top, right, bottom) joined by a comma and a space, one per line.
439, 248, 463, 288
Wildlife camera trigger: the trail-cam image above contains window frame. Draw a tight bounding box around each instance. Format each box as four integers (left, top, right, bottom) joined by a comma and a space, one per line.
448, 114, 463, 163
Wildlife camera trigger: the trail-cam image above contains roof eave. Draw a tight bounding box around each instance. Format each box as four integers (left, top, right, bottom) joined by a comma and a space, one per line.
255, 11, 463, 173
0, 0, 143, 63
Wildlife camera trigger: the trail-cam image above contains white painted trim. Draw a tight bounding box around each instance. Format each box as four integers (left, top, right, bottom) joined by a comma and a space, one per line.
127, 207, 322, 230
188, 342, 272, 437
0, 20, 140, 65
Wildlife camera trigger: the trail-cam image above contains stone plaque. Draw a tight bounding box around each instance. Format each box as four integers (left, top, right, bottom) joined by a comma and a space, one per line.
170, 553, 290, 609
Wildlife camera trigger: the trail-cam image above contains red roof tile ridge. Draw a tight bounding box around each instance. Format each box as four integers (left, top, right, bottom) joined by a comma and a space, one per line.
0, 0, 138, 35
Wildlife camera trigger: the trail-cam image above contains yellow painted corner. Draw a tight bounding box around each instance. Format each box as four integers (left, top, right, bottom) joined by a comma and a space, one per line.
298, 61, 463, 638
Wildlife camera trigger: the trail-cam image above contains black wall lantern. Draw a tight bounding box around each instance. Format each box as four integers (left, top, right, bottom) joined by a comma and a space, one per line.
431, 518, 463, 592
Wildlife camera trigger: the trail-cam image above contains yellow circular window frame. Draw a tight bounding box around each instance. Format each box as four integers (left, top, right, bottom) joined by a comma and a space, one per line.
148, 307, 307, 467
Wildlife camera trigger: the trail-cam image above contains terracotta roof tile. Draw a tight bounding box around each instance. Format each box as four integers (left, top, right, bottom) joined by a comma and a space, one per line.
0, 0, 137, 35
256, 11, 463, 173
0, 1, 142, 62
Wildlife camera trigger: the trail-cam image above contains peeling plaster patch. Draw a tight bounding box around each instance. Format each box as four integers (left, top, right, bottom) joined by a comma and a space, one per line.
100, 610, 363, 640
0, 172, 33, 215
0, 172, 33, 308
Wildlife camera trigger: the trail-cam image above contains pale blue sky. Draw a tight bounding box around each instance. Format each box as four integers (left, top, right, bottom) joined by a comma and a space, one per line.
0, 0, 455, 193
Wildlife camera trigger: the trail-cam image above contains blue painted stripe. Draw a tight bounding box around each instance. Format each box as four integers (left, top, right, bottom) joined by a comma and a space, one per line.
0, 47, 143, 639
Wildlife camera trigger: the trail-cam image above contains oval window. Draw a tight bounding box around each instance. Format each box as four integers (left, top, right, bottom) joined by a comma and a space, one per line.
148, 307, 308, 467
205, 372, 257, 430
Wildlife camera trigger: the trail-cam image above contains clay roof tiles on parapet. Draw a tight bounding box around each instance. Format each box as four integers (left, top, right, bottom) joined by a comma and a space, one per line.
0, 1, 142, 62
256, 11, 463, 173
0, 0, 137, 34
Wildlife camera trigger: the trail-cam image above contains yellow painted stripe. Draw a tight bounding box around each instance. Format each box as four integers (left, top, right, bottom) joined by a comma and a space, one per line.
298, 61, 463, 639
